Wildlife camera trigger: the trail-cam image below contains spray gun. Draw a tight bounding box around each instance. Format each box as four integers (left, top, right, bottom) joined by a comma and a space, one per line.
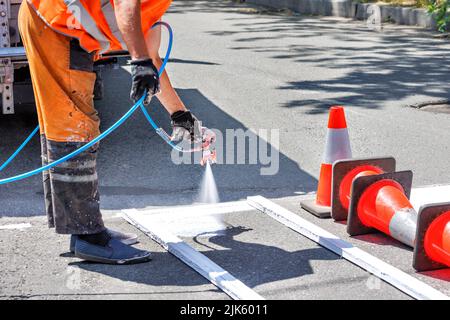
154, 126, 216, 166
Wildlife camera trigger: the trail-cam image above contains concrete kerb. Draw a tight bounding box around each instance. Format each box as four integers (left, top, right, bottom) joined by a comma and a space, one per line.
246, 0, 355, 18
355, 3, 437, 30
245, 0, 438, 30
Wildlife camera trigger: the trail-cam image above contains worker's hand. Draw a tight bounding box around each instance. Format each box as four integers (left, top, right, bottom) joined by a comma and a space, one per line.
130, 58, 160, 105
170, 110, 202, 143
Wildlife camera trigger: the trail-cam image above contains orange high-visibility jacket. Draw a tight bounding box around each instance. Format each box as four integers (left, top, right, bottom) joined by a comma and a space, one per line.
27, 0, 172, 55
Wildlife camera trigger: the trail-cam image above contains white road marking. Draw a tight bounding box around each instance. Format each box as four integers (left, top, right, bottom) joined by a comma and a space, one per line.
410, 184, 450, 211
119, 202, 253, 237
122, 208, 264, 300
247, 196, 449, 300
0, 223, 32, 230
124, 201, 253, 217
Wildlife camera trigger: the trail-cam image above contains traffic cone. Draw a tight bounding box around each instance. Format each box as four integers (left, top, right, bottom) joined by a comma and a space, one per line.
336, 162, 450, 272
301, 106, 352, 218
414, 203, 450, 271
330, 157, 396, 221
346, 171, 416, 248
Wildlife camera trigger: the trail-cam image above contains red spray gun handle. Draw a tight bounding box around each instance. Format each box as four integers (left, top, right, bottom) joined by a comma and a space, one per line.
155, 127, 217, 165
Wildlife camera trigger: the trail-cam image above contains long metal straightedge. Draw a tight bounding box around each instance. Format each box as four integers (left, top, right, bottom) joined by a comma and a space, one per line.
122, 208, 264, 301
247, 196, 449, 300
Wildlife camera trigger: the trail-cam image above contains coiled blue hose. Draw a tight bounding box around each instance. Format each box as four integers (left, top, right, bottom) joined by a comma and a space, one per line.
0, 21, 174, 185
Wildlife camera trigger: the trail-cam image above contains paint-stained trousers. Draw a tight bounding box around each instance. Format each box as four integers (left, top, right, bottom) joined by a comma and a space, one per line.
19, 2, 105, 234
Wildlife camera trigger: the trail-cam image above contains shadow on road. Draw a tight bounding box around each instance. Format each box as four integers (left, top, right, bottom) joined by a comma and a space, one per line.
96, 67, 318, 209
0, 61, 317, 217
168, 57, 220, 66
71, 226, 338, 290
198, 0, 450, 114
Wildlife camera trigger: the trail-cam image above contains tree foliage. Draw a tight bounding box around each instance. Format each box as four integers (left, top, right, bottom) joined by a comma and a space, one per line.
427, 0, 449, 32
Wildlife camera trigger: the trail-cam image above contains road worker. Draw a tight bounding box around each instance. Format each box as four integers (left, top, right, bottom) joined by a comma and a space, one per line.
19, 0, 204, 264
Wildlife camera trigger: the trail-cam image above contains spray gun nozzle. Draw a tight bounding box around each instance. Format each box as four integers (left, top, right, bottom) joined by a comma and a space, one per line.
200, 128, 217, 166
201, 149, 217, 166
156, 127, 217, 166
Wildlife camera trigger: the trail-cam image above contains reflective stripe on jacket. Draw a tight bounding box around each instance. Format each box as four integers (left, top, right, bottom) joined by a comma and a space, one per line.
27, 0, 172, 54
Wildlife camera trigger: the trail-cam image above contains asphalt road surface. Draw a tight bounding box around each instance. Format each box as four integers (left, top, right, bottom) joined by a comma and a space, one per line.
0, 0, 449, 300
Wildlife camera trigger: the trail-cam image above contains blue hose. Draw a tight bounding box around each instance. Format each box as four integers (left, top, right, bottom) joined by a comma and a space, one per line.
0, 21, 173, 185
0, 125, 39, 172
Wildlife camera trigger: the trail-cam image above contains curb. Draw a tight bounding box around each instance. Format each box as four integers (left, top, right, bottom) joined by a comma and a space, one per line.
246, 0, 354, 17
245, 0, 437, 30
355, 3, 437, 29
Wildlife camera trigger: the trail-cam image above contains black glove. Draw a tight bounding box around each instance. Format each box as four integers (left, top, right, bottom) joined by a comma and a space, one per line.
170, 110, 202, 143
130, 58, 160, 105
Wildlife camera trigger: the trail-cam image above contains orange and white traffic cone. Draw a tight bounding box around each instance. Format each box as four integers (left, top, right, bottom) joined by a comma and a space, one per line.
330, 157, 396, 221
414, 202, 450, 271
301, 106, 352, 218
352, 175, 417, 246
343, 169, 450, 272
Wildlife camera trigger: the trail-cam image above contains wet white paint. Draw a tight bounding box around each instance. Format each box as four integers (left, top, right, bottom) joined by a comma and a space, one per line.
0, 223, 32, 230
410, 184, 450, 211
121, 202, 253, 238
156, 162, 224, 237
123, 208, 264, 300
134, 212, 227, 238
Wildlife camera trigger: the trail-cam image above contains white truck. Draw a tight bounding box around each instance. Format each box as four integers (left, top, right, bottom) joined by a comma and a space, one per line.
0, 0, 115, 115
0, 0, 32, 114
